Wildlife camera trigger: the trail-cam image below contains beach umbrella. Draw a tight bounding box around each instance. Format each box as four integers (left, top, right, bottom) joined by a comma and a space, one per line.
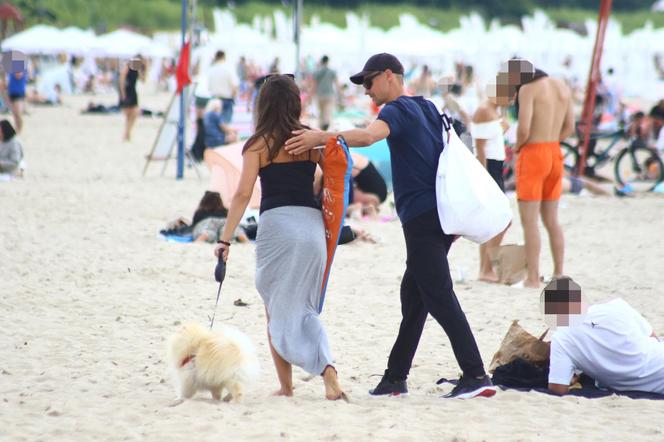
93, 29, 173, 58
60, 27, 98, 56
1, 24, 65, 54
206, 141, 261, 209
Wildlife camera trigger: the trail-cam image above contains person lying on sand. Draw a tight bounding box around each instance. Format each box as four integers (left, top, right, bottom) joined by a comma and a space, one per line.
543, 276, 664, 395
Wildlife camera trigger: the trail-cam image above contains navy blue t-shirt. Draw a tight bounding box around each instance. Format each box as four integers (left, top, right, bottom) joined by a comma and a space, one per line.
377, 96, 443, 223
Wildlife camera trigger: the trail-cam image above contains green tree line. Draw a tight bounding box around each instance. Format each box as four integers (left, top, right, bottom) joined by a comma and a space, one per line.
9, 0, 662, 34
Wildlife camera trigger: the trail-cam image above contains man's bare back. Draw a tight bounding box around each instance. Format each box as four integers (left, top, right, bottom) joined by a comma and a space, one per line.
516, 77, 574, 148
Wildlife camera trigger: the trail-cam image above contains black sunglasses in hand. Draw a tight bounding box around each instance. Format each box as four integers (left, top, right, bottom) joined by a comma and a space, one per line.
255, 73, 296, 90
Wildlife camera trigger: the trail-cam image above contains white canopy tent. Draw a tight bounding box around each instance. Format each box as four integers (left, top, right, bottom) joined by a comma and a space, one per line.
92, 29, 173, 58
60, 27, 99, 56
1, 25, 174, 59
1, 25, 67, 55
191, 8, 664, 98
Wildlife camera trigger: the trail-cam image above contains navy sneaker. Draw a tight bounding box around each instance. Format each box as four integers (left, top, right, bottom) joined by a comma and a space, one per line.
443, 374, 496, 399
369, 371, 408, 397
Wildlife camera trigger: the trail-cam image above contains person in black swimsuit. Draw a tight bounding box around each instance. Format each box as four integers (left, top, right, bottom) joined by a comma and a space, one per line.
348, 152, 388, 218
119, 55, 144, 141
354, 157, 387, 202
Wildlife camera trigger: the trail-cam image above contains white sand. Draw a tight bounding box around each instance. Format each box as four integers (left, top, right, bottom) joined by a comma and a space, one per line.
2, 92, 664, 441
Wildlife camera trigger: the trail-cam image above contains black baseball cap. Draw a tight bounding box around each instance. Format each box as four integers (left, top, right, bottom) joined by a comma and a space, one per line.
350, 53, 404, 85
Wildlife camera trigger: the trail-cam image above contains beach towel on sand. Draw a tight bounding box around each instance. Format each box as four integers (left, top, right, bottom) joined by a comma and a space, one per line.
439, 374, 664, 399
490, 372, 664, 400
319, 136, 353, 312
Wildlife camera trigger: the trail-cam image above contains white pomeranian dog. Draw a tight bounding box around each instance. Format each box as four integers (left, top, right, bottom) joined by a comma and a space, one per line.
167, 322, 259, 403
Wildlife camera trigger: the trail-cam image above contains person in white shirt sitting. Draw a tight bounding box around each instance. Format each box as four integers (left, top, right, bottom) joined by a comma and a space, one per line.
544, 276, 664, 395
0, 119, 23, 176
207, 51, 239, 125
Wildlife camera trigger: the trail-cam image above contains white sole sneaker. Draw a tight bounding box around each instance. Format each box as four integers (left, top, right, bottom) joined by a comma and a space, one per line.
368, 391, 409, 398
446, 386, 497, 399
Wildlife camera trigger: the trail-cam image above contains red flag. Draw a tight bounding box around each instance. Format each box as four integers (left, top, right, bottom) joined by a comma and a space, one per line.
175, 41, 191, 94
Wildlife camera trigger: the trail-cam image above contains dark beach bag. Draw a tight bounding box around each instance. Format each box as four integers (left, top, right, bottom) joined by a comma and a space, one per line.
491, 357, 550, 389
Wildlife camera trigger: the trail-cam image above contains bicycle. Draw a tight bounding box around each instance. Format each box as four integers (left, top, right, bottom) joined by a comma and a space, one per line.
561, 123, 664, 192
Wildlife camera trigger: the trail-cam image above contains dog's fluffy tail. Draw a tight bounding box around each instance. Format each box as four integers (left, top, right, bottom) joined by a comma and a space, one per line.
218, 325, 260, 385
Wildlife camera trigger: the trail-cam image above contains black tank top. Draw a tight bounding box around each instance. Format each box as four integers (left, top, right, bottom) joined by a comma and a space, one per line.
258, 160, 319, 214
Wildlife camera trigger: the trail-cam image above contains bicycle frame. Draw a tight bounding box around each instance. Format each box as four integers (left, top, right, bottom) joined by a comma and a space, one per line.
570, 125, 626, 169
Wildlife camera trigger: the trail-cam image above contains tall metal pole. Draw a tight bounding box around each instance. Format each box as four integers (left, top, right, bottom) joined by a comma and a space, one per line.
577, 0, 612, 178
294, 0, 303, 78
176, 0, 187, 179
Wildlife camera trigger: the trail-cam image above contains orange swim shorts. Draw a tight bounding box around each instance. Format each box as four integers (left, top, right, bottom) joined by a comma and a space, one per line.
516, 142, 563, 201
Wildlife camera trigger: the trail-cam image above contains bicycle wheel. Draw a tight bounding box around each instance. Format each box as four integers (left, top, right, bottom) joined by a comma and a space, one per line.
560, 141, 579, 174
614, 146, 664, 192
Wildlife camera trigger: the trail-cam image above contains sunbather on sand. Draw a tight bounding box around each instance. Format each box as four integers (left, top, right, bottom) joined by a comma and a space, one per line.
190, 191, 245, 243
561, 172, 611, 196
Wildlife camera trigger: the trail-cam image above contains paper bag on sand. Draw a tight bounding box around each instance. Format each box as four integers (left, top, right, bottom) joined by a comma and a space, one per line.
488, 244, 527, 285
489, 320, 550, 373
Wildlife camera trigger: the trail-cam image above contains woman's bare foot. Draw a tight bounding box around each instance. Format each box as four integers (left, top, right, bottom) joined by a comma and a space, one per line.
522, 278, 541, 288
322, 366, 349, 402
478, 270, 500, 283
271, 387, 293, 397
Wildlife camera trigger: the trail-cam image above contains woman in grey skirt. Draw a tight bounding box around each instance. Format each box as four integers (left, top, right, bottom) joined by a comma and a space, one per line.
215, 74, 346, 401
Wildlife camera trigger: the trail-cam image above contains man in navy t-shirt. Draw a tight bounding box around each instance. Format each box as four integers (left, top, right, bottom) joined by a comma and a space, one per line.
286, 53, 494, 399
203, 100, 227, 148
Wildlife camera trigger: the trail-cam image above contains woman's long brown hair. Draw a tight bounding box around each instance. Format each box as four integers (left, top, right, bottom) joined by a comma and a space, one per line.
242, 75, 308, 160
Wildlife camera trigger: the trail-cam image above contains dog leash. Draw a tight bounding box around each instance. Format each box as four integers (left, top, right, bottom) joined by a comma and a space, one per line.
209, 253, 227, 330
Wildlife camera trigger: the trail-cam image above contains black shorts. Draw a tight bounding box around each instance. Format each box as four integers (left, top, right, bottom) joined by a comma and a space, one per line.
9, 93, 25, 102
194, 96, 210, 109
568, 176, 583, 194
120, 94, 138, 108
487, 159, 505, 192
338, 225, 356, 245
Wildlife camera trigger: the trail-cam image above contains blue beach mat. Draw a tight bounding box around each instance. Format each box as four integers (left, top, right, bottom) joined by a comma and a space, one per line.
361, 139, 392, 191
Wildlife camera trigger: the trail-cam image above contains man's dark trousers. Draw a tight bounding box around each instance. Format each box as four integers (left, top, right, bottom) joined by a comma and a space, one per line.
386, 209, 486, 380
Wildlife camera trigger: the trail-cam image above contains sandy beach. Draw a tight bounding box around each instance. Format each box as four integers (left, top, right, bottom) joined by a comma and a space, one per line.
2, 90, 664, 441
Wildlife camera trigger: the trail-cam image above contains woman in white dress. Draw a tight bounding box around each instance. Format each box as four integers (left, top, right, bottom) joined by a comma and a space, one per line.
471, 95, 510, 282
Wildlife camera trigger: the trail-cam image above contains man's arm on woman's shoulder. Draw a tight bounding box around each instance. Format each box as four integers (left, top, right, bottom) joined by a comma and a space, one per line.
285, 119, 390, 155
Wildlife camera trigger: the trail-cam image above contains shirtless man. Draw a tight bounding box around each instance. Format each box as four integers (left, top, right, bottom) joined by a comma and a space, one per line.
505, 60, 574, 288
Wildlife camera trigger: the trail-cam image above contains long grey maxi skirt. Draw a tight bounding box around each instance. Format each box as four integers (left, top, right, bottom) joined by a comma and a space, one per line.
255, 206, 333, 375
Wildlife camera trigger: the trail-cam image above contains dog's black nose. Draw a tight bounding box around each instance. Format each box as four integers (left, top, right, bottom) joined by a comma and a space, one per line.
215, 253, 226, 283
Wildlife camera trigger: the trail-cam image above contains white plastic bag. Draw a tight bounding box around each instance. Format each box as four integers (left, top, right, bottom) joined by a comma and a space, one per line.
435, 121, 512, 244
